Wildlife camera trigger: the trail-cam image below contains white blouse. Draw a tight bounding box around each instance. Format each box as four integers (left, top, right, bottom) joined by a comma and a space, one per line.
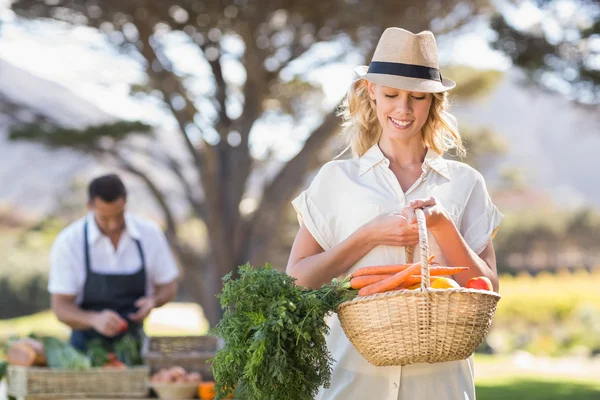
292, 143, 503, 400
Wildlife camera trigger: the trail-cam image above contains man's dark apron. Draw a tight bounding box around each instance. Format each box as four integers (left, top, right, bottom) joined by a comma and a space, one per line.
70, 220, 146, 352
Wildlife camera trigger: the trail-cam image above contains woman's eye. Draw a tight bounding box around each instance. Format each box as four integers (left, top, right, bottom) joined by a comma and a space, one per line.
384, 94, 397, 98
412, 96, 425, 100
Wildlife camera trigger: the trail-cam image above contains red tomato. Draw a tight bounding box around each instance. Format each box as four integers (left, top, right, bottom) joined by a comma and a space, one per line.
119, 320, 129, 333
466, 276, 493, 291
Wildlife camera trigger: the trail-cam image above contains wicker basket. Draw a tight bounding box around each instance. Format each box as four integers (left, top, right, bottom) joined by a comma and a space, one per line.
337, 208, 501, 367
6, 365, 150, 398
143, 335, 221, 380
151, 382, 199, 399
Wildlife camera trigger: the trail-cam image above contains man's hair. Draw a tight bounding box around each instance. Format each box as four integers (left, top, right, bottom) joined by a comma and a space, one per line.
88, 174, 127, 203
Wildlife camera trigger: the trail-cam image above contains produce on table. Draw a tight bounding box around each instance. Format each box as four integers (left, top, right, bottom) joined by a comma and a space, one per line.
87, 333, 142, 368
41, 337, 91, 371
0, 360, 7, 380
199, 381, 233, 399
5, 337, 47, 367
151, 366, 203, 384
1, 334, 142, 373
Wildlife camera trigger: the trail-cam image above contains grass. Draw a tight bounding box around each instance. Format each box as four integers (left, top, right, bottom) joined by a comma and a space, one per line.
476, 376, 600, 400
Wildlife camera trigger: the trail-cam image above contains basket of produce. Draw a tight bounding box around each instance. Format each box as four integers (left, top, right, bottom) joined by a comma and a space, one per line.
143, 335, 221, 381
5, 335, 149, 398
336, 208, 501, 366
150, 366, 203, 399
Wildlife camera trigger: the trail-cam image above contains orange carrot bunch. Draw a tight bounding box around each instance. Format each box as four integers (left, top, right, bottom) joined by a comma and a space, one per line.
348, 255, 467, 297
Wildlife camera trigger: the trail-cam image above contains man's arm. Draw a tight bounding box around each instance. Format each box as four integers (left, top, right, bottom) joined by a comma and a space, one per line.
153, 280, 178, 307
52, 294, 126, 337
128, 280, 178, 323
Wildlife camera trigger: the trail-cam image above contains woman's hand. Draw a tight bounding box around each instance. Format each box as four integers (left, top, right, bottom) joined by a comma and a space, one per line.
406, 197, 451, 232
362, 210, 419, 247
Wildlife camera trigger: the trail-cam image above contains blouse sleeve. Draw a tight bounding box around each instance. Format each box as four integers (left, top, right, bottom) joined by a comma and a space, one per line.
459, 170, 504, 255
291, 163, 337, 250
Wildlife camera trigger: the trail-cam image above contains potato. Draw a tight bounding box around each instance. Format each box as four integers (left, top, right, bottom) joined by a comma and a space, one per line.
185, 372, 203, 383
168, 366, 187, 381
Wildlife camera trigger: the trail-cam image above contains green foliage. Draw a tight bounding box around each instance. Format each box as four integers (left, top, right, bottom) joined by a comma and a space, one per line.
0, 360, 7, 381
0, 214, 67, 319
488, 270, 600, 356
211, 263, 356, 400
490, 2, 600, 104
9, 121, 153, 149
494, 208, 600, 273
445, 66, 505, 100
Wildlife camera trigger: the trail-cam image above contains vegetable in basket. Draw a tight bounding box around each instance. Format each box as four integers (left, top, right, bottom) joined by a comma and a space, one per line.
211, 263, 357, 400
211, 259, 476, 399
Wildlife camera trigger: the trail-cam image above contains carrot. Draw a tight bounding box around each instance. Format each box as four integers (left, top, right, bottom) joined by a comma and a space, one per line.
400, 267, 469, 286
351, 264, 414, 278
358, 263, 422, 296
350, 274, 394, 289
352, 255, 438, 278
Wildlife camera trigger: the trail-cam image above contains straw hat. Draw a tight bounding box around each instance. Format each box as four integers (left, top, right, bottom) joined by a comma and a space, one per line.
356, 27, 455, 93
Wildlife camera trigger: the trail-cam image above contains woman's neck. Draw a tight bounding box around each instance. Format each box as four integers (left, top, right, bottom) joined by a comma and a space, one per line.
378, 135, 427, 168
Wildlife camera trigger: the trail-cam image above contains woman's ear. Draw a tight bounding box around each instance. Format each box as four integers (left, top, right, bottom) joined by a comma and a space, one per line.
366, 80, 376, 101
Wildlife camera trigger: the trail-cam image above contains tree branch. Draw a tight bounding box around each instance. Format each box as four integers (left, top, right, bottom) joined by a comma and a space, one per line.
109, 149, 178, 241
202, 43, 231, 138
243, 107, 341, 262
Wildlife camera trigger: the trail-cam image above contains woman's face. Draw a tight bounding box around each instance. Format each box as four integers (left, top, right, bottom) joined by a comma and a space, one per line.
367, 82, 433, 142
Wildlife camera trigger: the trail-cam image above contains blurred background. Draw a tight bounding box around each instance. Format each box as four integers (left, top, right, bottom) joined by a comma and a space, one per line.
0, 0, 599, 398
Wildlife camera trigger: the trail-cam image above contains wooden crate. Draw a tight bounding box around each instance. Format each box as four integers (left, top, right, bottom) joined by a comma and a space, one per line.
143, 335, 221, 380
7, 365, 149, 398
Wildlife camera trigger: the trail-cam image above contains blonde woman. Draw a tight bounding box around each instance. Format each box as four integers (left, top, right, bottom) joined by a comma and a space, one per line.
286, 28, 503, 400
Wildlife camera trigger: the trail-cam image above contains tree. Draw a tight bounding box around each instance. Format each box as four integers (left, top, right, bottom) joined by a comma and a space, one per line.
490, 0, 600, 104
6, 0, 492, 324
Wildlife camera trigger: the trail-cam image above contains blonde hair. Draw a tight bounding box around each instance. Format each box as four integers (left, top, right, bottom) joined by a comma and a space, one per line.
338, 78, 465, 158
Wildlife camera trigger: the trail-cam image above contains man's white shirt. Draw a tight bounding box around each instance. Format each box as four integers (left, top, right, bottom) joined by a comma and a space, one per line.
48, 212, 179, 304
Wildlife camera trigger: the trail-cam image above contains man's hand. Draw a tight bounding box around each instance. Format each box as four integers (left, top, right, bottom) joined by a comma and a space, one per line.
91, 310, 127, 337
128, 296, 156, 323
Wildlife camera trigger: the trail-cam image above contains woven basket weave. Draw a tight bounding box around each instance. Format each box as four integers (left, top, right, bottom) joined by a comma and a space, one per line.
6, 365, 149, 398
337, 208, 501, 367
143, 336, 221, 380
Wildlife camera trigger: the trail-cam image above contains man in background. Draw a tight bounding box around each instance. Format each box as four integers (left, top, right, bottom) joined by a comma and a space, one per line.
48, 173, 179, 351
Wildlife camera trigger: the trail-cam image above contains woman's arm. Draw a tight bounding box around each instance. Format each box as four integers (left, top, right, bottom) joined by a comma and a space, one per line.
286, 212, 419, 289
409, 198, 499, 291
430, 220, 498, 291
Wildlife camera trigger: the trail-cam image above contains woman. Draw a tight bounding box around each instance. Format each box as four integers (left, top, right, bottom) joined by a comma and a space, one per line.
286, 28, 503, 400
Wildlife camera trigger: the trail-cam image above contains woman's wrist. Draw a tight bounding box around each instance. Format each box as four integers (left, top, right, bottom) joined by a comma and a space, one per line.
355, 223, 378, 250
429, 211, 454, 236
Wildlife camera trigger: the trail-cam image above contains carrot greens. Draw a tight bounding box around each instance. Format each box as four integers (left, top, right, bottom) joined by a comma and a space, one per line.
211, 263, 356, 400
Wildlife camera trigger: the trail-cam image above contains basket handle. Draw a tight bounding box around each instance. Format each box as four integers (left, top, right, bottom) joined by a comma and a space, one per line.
404, 208, 430, 290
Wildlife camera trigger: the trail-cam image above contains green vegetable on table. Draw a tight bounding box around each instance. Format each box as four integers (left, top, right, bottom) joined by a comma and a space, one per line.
41, 336, 91, 371
211, 263, 357, 400
87, 334, 142, 367
0, 360, 7, 381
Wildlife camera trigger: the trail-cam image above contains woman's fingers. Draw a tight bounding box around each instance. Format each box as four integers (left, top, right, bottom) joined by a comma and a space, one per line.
409, 196, 436, 209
